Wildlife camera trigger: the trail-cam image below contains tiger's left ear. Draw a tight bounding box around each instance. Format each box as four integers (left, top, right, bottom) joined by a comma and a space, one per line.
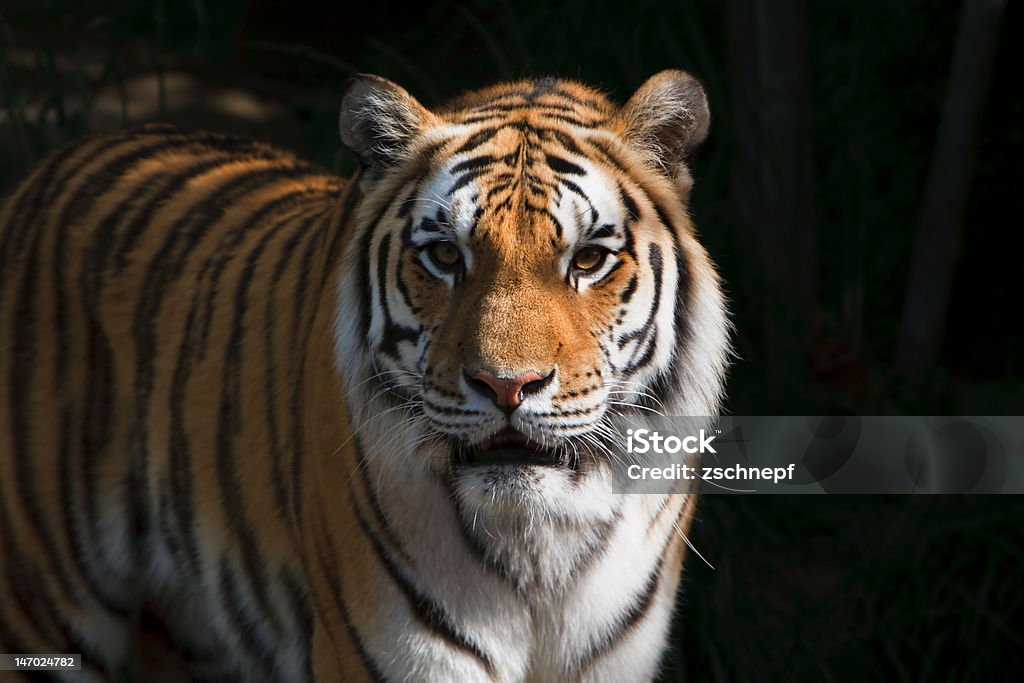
615, 70, 710, 176
339, 74, 438, 170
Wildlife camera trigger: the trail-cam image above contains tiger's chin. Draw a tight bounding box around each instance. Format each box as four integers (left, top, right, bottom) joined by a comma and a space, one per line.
445, 426, 618, 524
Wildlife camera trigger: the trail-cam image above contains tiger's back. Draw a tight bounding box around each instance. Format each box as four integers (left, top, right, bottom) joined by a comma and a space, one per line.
0, 126, 344, 680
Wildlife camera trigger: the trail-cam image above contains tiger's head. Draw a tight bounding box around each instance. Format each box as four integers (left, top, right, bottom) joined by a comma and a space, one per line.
334, 71, 729, 520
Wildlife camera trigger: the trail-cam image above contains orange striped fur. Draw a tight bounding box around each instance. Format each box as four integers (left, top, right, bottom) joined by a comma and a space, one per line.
0, 71, 730, 682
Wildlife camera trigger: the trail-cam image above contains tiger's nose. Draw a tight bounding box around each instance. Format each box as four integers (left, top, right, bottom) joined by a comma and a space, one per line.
465, 368, 555, 412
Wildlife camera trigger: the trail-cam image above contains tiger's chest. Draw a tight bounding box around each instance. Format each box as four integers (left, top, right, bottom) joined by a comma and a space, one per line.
314, 460, 686, 683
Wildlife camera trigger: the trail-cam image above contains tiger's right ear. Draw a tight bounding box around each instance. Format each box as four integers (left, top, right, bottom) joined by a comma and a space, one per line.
339, 75, 437, 169
614, 70, 710, 177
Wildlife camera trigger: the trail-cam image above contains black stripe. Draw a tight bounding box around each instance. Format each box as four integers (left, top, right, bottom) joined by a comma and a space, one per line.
595, 258, 626, 287
623, 326, 659, 376
264, 213, 324, 521
79, 160, 188, 552
217, 558, 279, 675
352, 438, 415, 565
287, 210, 329, 533
620, 274, 639, 303
618, 186, 640, 257
588, 223, 616, 240
589, 138, 633, 175
519, 204, 566, 241
468, 205, 485, 237
8, 228, 82, 608
80, 224, 123, 553
672, 239, 692, 350
319, 180, 359, 290
416, 217, 446, 234
618, 184, 634, 222
51, 135, 212, 385
218, 189, 313, 532
375, 233, 420, 360
353, 143, 442, 374
312, 517, 389, 683
396, 176, 431, 219
485, 173, 517, 196
560, 177, 599, 222
88, 174, 163, 276
352, 495, 497, 677
618, 243, 663, 351
167, 278, 208, 577
574, 531, 675, 675
112, 136, 289, 269
394, 220, 422, 315
544, 129, 585, 156
279, 567, 315, 681
466, 99, 587, 117
0, 496, 62, 649
131, 164, 315, 564
0, 142, 80, 306
450, 154, 496, 176
525, 174, 559, 197
263, 216, 304, 513
198, 192, 320, 356
448, 168, 485, 195
60, 401, 132, 615
0, 129, 152, 270
545, 154, 586, 176
422, 398, 487, 417
290, 205, 328, 353
465, 101, 530, 115
451, 127, 501, 156
444, 477, 528, 596
537, 112, 594, 127
458, 113, 509, 125
215, 191, 317, 640
645, 193, 694, 409
283, 196, 339, 536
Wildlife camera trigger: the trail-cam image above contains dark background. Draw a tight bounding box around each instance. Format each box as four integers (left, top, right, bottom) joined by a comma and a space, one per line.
1, 0, 1021, 680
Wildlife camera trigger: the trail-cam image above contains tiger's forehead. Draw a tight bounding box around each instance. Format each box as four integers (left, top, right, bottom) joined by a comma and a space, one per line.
411, 124, 627, 254
438, 77, 616, 126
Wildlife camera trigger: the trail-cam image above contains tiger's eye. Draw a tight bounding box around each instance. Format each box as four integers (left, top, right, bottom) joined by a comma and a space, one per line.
572, 246, 607, 273
428, 241, 462, 270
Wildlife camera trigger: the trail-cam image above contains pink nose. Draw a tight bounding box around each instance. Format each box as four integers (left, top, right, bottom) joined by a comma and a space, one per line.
468, 369, 552, 412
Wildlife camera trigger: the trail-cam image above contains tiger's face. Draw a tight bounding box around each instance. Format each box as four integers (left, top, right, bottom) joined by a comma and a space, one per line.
406, 144, 669, 450
335, 72, 729, 517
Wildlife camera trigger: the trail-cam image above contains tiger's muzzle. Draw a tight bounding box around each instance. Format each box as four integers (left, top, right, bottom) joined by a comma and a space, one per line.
451, 427, 578, 469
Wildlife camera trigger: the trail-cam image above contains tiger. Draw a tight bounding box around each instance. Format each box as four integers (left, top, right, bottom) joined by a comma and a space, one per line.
0, 69, 730, 682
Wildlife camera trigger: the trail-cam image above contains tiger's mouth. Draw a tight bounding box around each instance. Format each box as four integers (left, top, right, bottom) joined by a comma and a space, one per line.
452, 427, 573, 469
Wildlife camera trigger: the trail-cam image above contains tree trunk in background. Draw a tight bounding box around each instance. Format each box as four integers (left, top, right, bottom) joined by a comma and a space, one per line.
895, 0, 1006, 382
726, 0, 818, 384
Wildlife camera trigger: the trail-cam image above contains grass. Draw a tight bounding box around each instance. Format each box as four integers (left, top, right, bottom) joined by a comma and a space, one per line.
664, 495, 1024, 682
